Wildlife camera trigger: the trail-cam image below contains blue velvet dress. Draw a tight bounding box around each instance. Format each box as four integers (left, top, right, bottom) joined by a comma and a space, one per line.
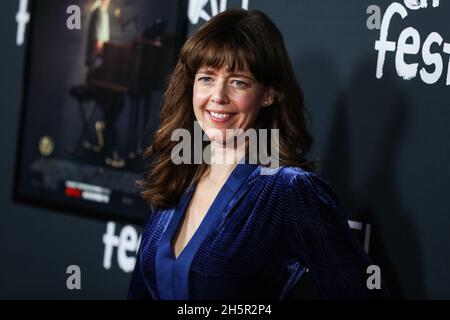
128, 163, 386, 299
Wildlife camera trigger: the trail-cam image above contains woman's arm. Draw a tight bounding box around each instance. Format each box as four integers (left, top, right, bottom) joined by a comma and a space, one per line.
284, 170, 389, 299
127, 247, 153, 300
126, 209, 157, 300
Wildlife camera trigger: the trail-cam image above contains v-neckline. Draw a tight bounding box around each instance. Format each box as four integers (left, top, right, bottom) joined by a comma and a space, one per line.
171, 163, 242, 261
155, 161, 260, 299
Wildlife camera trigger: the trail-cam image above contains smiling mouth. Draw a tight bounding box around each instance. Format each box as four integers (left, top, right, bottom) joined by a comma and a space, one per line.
206, 110, 237, 122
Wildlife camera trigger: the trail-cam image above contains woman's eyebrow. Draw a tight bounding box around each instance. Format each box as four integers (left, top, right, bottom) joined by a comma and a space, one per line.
196, 69, 255, 80
196, 69, 216, 75
228, 72, 255, 80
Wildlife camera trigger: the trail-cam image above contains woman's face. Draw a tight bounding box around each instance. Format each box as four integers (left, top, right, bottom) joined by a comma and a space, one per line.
192, 65, 273, 143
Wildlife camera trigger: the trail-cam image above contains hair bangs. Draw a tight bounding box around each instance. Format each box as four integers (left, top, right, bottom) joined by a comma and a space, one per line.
185, 34, 261, 80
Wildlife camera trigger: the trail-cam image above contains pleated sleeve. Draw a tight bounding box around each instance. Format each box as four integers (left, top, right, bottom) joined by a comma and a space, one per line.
283, 171, 388, 299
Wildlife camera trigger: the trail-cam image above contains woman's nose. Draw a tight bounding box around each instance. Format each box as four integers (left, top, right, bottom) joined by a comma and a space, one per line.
211, 82, 229, 104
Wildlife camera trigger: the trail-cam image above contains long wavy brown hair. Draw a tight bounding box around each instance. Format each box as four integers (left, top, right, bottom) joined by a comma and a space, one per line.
139, 9, 315, 211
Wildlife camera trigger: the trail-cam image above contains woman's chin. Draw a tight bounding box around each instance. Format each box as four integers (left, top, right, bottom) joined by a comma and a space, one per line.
203, 128, 229, 143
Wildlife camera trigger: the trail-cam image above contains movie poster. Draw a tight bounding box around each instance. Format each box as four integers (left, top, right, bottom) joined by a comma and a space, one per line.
14, 0, 187, 223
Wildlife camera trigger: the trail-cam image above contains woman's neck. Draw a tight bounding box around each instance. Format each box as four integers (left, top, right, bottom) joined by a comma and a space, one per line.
205, 140, 247, 184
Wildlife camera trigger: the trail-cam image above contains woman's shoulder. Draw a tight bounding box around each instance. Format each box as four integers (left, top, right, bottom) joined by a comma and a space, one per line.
267, 165, 347, 224
259, 165, 329, 191
261, 165, 343, 211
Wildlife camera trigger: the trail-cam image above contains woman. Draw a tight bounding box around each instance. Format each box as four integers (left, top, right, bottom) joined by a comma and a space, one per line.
128, 9, 386, 299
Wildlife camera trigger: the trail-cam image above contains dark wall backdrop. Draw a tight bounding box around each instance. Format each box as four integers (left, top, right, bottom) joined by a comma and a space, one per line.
1, 0, 449, 299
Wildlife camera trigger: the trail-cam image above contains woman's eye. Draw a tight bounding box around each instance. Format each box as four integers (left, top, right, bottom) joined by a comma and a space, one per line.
198, 76, 212, 83
232, 80, 248, 88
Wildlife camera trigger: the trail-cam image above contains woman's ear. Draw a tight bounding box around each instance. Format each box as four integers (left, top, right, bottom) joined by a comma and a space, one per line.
262, 86, 276, 107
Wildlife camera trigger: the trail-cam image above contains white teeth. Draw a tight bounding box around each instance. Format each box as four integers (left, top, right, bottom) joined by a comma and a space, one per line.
209, 111, 233, 119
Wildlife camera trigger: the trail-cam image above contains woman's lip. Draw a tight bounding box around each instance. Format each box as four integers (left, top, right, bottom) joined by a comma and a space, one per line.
206, 110, 237, 123
206, 110, 237, 114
